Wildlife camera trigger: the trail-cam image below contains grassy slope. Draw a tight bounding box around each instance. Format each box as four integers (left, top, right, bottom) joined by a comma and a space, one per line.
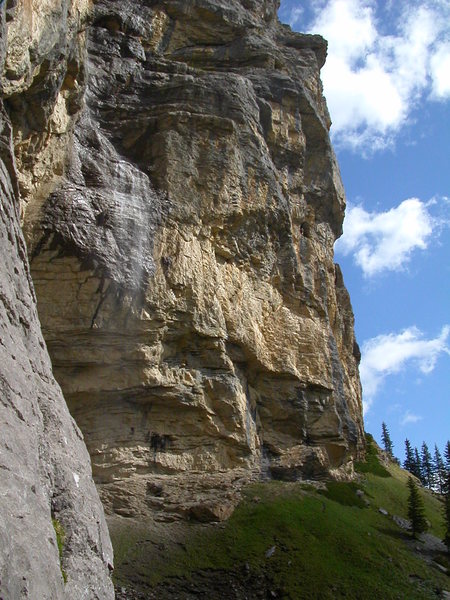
112, 438, 449, 599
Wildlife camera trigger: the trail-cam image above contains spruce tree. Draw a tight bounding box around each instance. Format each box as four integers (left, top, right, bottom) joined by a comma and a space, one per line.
445, 441, 450, 471
434, 445, 446, 494
444, 445, 450, 495
407, 476, 428, 538
411, 447, 423, 482
404, 439, 415, 473
444, 471, 450, 552
421, 442, 434, 489
381, 422, 394, 457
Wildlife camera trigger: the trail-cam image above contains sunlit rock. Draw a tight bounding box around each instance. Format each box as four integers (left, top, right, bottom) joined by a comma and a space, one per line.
4, 0, 364, 525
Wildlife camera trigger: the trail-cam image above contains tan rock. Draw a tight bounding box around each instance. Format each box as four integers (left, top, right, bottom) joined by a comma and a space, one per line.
6, 0, 365, 523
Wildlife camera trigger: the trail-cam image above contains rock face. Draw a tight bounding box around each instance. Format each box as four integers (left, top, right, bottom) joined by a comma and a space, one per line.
4, 0, 364, 523
0, 2, 114, 598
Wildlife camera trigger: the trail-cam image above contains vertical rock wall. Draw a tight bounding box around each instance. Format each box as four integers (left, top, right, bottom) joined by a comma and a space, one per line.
5, 0, 364, 524
0, 2, 114, 598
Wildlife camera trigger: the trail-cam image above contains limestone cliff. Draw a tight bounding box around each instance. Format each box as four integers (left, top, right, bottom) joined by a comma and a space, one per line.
0, 2, 113, 598
2, 0, 364, 527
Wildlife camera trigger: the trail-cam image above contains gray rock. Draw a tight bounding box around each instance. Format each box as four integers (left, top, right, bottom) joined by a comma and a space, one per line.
392, 515, 411, 531
419, 532, 447, 553
433, 562, 448, 574
0, 4, 114, 598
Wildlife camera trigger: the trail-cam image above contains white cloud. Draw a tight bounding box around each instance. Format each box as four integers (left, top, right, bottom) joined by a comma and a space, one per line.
360, 325, 450, 412
286, 6, 304, 27
430, 43, 450, 99
400, 411, 423, 426
335, 198, 434, 277
303, 0, 450, 151
310, 0, 376, 63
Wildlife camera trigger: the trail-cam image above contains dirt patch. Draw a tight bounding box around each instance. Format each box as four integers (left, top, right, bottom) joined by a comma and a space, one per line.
115, 567, 279, 600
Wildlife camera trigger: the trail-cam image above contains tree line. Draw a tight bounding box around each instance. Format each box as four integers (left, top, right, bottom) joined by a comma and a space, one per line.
381, 422, 450, 548
381, 421, 450, 493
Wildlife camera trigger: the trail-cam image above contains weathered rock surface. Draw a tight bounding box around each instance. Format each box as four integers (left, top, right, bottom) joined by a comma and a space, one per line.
0, 2, 113, 598
5, 0, 364, 523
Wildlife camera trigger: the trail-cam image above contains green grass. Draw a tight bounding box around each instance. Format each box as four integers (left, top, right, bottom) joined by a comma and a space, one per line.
355, 433, 391, 477
111, 437, 448, 599
363, 460, 445, 538
319, 481, 366, 508
52, 518, 67, 584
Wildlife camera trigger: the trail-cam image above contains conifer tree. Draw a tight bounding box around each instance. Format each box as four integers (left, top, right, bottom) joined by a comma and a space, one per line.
444, 471, 450, 552
445, 441, 450, 471
404, 439, 415, 473
407, 476, 428, 538
434, 445, 446, 494
411, 447, 423, 482
444, 444, 450, 496
381, 422, 394, 457
421, 442, 434, 489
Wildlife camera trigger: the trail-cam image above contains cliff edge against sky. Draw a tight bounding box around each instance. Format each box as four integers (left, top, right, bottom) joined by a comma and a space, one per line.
1, 0, 364, 595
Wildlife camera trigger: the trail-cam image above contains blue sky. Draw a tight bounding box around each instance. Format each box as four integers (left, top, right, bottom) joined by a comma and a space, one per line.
278, 0, 450, 461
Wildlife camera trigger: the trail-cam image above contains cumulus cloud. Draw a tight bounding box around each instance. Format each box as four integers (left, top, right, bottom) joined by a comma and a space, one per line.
303, 0, 450, 150
335, 198, 435, 276
400, 411, 423, 426
360, 325, 450, 412
430, 43, 450, 99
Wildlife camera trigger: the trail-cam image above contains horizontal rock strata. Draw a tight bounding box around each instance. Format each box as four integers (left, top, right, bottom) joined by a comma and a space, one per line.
9, 0, 364, 522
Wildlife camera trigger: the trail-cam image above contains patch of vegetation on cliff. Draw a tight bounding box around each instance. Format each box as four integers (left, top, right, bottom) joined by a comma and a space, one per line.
355, 432, 391, 477
111, 452, 448, 599
52, 518, 67, 584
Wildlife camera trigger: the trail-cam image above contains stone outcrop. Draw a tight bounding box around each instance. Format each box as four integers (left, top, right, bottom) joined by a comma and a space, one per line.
2, 0, 364, 526
0, 2, 113, 598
